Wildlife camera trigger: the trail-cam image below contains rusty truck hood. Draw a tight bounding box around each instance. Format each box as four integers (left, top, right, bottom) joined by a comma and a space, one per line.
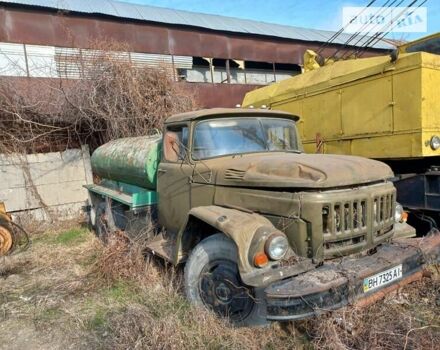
204, 152, 393, 188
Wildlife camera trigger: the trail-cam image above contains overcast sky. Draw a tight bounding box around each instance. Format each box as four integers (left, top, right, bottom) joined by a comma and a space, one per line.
122, 0, 440, 41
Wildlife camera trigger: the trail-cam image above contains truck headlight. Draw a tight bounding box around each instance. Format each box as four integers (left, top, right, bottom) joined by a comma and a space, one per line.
265, 233, 288, 260
395, 203, 405, 223
430, 136, 440, 150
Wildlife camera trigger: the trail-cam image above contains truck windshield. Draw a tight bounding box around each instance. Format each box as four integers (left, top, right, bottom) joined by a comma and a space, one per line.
192, 117, 300, 160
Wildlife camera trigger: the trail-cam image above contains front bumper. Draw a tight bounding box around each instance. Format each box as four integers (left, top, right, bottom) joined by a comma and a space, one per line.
264, 233, 440, 321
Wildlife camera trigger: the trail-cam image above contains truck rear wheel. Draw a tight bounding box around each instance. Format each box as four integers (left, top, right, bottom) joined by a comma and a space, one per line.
95, 202, 110, 242
184, 234, 258, 325
94, 200, 129, 243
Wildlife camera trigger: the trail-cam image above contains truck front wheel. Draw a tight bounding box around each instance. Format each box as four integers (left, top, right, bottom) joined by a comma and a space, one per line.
184, 234, 257, 325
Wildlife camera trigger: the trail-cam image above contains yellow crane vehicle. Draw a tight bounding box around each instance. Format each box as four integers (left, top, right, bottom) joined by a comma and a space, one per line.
243, 33, 440, 233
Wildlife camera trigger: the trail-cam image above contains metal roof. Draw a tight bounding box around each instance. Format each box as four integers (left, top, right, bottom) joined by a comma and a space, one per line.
1, 0, 393, 49
166, 108, 298, 123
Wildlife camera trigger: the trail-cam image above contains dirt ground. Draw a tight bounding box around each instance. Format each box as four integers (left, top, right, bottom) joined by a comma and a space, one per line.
0, 224, 439, 350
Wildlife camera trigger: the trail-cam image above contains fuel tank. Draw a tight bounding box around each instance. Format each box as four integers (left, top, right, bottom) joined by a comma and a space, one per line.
91, 135, 162, 190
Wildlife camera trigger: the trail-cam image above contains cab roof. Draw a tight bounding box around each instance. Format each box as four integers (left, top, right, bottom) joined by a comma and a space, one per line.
165, 108, 300, 124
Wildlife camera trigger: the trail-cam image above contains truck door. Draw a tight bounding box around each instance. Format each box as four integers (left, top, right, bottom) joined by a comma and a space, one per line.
157, 123, 192, 234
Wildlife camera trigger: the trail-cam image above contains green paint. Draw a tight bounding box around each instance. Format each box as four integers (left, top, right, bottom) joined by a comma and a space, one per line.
85, 180, 157, 208
91, 135, 162, 190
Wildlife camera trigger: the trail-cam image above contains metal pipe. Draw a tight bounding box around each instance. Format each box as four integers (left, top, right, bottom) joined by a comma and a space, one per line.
79, 48, 85, 78
226, 59, 231, 83
22, 44, 30, 77
171, 54, 177, 82
272, 62, 276, 82
209, 58, 214, 83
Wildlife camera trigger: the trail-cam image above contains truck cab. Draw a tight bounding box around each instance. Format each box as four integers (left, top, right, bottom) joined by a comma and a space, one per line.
242, 33, 440, 234
86, 108, 440, 324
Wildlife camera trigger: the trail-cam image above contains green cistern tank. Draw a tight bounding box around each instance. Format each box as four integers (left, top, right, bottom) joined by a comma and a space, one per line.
91, 135, 162, 190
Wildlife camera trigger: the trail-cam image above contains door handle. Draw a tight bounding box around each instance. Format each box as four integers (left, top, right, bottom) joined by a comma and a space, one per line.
157, 168, 167, 173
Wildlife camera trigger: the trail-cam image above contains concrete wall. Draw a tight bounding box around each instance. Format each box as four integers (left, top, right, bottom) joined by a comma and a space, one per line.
0, 146, 93, 220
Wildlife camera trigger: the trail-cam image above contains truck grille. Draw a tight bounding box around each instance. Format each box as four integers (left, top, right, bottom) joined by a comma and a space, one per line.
373, 193, 395, 237
322, 200, 368, 235
322, 192, 394, 256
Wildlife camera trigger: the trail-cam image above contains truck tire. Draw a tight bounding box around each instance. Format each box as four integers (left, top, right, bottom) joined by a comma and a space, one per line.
184, 234, 264, 326
95, 202, 109, 242
94, 200, 128, 243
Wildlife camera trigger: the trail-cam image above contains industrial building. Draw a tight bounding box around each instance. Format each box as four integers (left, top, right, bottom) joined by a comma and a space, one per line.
0, 0, 393, 107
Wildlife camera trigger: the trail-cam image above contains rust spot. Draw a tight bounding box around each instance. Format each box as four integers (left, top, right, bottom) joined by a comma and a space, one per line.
0, 7, 385, 63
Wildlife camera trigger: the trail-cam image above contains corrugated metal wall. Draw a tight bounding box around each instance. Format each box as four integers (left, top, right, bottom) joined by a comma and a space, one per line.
0, 42, 193, 79
0, 42, 297, 84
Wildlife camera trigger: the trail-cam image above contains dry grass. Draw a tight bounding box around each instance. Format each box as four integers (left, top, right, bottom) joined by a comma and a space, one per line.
0, 225, 300, 349
0, 223, 439, 350
93, 230, 301, 349
300, 270, 440, 350
0, 224, 100, 349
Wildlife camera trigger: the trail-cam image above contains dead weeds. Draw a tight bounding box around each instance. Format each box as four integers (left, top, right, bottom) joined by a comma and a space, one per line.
301, 267, 440, 350
0, 40, 197, 155
0, 224, 439, 349
92, 230, 300, 349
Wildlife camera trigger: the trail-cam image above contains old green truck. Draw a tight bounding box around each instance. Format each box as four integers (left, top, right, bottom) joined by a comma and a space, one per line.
85, 108, 440, 324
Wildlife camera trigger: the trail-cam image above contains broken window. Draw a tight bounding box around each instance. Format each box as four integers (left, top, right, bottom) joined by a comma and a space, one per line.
163, 125, 189, 162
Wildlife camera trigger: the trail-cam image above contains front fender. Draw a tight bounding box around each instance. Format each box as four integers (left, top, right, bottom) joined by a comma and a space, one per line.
181, 205, 276, 275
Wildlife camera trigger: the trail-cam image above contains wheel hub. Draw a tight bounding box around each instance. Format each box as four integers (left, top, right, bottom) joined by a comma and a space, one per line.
199, 259, 254, 322
215, 282, 232, 302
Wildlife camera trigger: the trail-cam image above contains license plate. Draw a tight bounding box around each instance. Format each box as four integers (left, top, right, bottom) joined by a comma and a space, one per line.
363, 265, 402, 293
